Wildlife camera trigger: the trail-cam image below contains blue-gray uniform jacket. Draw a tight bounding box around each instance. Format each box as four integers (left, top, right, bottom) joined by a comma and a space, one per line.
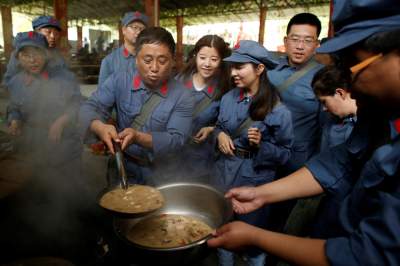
2, 48, 67, 88
79, 70, 194, 185
306, 116, 400, 265
213, 88, 293, 191
320, 114, 357, 153
267, 56, 324, 173
98, 45, 136, 85
6, 67, 82, 166
177, 77, 221, 181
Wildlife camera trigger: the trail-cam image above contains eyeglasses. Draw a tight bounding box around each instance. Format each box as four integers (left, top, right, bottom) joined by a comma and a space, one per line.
350, 53, 383, 75
286, 36, 317, 47
19, 50, 44, 61
127, 24, 145, 32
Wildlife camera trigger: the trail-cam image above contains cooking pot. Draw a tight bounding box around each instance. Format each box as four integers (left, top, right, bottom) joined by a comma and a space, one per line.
113, 182, 233, 265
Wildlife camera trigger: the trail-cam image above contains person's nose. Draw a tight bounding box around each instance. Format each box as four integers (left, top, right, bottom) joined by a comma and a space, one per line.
150, 61, 159, 73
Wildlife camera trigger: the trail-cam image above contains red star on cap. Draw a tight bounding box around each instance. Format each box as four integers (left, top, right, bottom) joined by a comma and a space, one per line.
134, 11, 141, 18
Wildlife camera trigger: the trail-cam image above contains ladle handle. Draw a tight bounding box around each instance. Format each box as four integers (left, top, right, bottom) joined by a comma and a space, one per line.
114, 142, 129, 190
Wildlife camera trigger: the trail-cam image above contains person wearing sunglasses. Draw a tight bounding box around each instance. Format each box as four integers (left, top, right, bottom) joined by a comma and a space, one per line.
98, 11, 148, 86
208, 1, 400, 265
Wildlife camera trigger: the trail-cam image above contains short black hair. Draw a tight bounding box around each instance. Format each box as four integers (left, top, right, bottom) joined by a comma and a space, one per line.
312, 65, 351, 96
287, 13, 322, 37
135, 27, 175, 56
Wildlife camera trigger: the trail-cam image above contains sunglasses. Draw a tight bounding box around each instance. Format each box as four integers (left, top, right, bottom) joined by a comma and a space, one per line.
350, 53, 383, 75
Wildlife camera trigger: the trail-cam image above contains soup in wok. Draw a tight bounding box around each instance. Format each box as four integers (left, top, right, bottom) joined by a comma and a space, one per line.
99, 185, 164, 214
127, 214, 213, 248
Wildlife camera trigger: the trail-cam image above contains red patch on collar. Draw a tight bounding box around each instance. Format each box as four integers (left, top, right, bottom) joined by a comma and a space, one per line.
123, 47, 130, 58
394, 119, 400, 133
207, 85, 214, 94
134, 11, 141, 18
234, 43, 240, 50
239, 89, 244, 101
184, 80, 193, 89
160, 81, 168, 96
133, 75, 141, 90
41, 71, 49, 80
28, 31, 34, 39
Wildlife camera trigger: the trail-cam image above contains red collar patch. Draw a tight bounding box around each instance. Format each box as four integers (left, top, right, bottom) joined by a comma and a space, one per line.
184, 80, 193, 89
133, 75, 141, 90
41, 71, 49, 80
234, 42, 240, 50
394, 118, 400, 133
123, 47, 130, 58
160, 81, 168, 96
28, 31, 34, 39
207, 85, 214, 94
239, 89, 244, 101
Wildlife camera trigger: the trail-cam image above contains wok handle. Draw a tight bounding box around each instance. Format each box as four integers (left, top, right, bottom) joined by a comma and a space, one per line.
114, 142, 129, 190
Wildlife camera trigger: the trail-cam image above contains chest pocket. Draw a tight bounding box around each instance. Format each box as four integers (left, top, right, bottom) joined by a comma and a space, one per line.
150, 103, 171, 130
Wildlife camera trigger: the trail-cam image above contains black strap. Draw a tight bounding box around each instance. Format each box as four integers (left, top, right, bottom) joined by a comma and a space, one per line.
276, 59, 320, 94
232, 117, 254, 139
193, 95, 213, 118
131, 93, 163, 130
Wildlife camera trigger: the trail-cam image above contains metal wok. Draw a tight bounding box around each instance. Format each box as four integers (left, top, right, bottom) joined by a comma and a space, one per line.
113, 182, 233, 265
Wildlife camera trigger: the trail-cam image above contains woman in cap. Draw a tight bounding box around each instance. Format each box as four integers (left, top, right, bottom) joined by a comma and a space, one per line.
7, 31, 82, 199
213, 40, 293, 266
176, 34, 231, 182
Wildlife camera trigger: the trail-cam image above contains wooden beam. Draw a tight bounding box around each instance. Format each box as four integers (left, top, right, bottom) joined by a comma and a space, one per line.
258, 5, 267, 45
176, 15, 184, 71
118, 22, 123, 46
53, 0, 69, 55
1, 6, 13, 60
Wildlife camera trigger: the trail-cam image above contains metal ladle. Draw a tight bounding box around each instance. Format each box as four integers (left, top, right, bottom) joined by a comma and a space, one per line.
114, 142, 128, 190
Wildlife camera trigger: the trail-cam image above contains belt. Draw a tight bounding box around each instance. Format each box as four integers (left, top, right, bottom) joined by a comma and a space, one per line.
123, 152, 152, 167
234, 148, 255, 159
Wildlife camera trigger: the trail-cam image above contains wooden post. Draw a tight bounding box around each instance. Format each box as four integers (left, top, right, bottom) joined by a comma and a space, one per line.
328, 0, 334, 37
176, 15, 184, 71
1, 6, 13, 60
145, 0, 160, 27
76, 25, 82, 50
144, 0, 154, 27
258, 5, 267, 45
53, 0, 69, 55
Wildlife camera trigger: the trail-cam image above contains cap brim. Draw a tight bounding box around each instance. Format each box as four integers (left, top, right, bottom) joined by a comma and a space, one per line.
318, 14, 400, 53
16, 41, 47, 53
36, 24, 61, 31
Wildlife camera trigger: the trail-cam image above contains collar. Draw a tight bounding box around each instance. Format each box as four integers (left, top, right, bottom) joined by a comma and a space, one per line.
121, 45, 133, 58
184, 77, 216, 98
276, 55, 315, 71
23, 71, 49, 85
132, 74, 168, 97
238, 88, 251, 103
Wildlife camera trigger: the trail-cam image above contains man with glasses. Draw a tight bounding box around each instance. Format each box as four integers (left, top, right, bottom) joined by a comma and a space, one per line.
268, 13, 324, 175
2, 16, 66, 87
208, 0, 400, 265
98, 11, 148, 85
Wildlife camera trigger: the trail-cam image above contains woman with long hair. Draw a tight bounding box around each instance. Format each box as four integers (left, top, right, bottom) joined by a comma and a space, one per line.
213, 40, 293, 266
177, 34, 231, 182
